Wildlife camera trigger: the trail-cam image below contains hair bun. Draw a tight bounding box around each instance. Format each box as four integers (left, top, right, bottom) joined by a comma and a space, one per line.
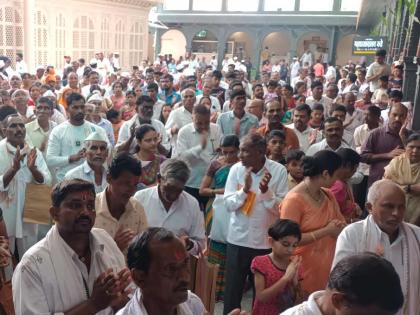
302, 156, 319, 177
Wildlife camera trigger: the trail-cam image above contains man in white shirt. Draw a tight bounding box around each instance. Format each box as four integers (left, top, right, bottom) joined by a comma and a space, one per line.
134, 159, 205, 256
366, 49, 391, 92
342, 92, 364, 135
165, 88, 195, 155
146, 82, 165, 121
306, 117, 352, 156
25, 96, 57, 156
332, 179, 420, 315
12, 179, 132, 315
223, 133, 288, 314
290, 57, 300, 81
282, 253, 404, 315
116, 95, 169, 155
0, 115, 51, 257
196, 80, 221, 113
117, 227, 205, 315
64, 131, 108, 193
306, 81, 333, 115
300, 50, 313, 66
353, 105, 381, 208
81, 71, 101, 98
289, 104, 322, 152
46, 92, 109, 182
15, 53, 28, 75
176, 104, 222, 208
11, 89, 35, 122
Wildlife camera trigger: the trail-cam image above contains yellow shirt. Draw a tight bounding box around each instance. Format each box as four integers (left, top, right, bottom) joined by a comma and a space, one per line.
25, 119, 57, 154
94, 188, 148, 240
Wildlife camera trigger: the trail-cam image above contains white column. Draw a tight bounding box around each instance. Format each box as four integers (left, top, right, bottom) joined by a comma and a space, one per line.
23, 0, 35, 73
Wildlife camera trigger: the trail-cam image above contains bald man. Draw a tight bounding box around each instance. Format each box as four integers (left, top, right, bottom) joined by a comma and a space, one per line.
332, 179, 420, 315
246, 99, 264, 123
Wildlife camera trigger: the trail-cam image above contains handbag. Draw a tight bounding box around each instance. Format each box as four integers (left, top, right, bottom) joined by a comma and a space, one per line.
23, 183, 52, 225
189, 252, 219, 315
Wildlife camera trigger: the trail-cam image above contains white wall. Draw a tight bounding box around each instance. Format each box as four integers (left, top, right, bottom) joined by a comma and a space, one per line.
161, 29, 187, 60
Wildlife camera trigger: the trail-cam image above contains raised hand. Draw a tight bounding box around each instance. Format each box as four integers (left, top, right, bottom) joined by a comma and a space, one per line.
12, 146, 25, 172
243, 167, 253, 193
89, 269, 120, 312
259, 169, 272, 194
27, 148, 37, 170
114, 227, 136, 252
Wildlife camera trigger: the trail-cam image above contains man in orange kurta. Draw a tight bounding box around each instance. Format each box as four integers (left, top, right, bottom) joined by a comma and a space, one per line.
257, 99, 299, 150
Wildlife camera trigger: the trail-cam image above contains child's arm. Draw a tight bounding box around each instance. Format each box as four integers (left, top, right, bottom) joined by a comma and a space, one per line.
254, 271, 292, 303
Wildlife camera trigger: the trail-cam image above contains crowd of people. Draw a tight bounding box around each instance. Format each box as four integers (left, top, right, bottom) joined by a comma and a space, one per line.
0, 46, 419, 315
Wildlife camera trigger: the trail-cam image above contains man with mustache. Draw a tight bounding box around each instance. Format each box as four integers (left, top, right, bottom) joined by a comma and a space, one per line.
361, 102, 407, 187
46, 92, 109, 182
116, 95, 169, 155
257, 99, 299, 150
25, 96, 57, 156
289, 104, 322, 153
13, 179, 132, 315
333, 179, 420, 315
116, 227, 205, 315
0, 114, 51, 257
65, 131, 109, 193
11, 89, 35, 122
306, 117, 353, 156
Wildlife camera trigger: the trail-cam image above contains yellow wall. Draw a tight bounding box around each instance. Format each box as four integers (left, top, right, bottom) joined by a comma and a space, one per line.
161, 29, 187, 59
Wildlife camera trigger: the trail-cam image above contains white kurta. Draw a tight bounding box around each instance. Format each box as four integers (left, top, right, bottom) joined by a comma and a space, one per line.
175, 123, 222, 188
64, 161, 107, 193
12, 226, 127, 315
0, 139, 51, 238
46, 120, 109, 182
116, 115, 170, 154
134, 186, 205, 255
224, 159, 288, 249
164, 107, 193, 155
280, 291, 325, 315
333, 216, 420, 315
116, 289, 205, 315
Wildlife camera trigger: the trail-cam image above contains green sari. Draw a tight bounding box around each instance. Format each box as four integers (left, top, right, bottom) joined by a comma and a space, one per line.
205, 164, 233, 234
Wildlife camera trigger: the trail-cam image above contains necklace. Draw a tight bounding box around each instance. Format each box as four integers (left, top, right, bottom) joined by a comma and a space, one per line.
304, 180, 322, 202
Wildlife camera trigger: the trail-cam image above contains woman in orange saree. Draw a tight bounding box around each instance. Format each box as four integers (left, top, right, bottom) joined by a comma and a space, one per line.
279, 150, 346, 295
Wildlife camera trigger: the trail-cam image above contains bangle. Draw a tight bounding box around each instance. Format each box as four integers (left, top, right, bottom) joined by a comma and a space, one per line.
311, 232, 317, 241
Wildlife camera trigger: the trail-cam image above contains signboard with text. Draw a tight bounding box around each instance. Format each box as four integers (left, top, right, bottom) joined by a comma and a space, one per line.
352, 36, 387, 55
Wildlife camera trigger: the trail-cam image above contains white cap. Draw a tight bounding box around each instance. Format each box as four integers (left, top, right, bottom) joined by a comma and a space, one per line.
43, 90, 56, 98
87, 92, 103, 102
84, 131, 108, 144
233, 56, 238, 61
114, 52, 119, 55
89, 58, 97, 65
120, 72, 130, 78
36, 65, 45, 70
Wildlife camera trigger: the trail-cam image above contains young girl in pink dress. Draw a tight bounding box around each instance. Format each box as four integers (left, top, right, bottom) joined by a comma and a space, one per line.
251, 219, 304, 315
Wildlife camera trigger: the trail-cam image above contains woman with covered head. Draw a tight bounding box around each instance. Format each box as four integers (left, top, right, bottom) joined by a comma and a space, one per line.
279, 150, 346, 295
384, 132, 420, 225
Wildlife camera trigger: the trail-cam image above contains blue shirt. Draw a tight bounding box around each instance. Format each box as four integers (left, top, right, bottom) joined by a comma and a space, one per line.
216, 111, 259, 139
158, 89, 181, 105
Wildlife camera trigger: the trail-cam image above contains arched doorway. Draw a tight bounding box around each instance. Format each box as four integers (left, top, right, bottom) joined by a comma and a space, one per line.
262, 32, 291, 63
297, 32, 329, 63
191, 30, 218, 63
160, 29, 187, 60
227, 31, 254, 61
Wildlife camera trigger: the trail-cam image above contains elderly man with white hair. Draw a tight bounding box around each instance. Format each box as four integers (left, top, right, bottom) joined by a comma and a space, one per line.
11, 89, 35, 122
64, 131, 108, 193
332, 179, 420, 315
165, 88, 195, 156
134, 158, 205, 256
